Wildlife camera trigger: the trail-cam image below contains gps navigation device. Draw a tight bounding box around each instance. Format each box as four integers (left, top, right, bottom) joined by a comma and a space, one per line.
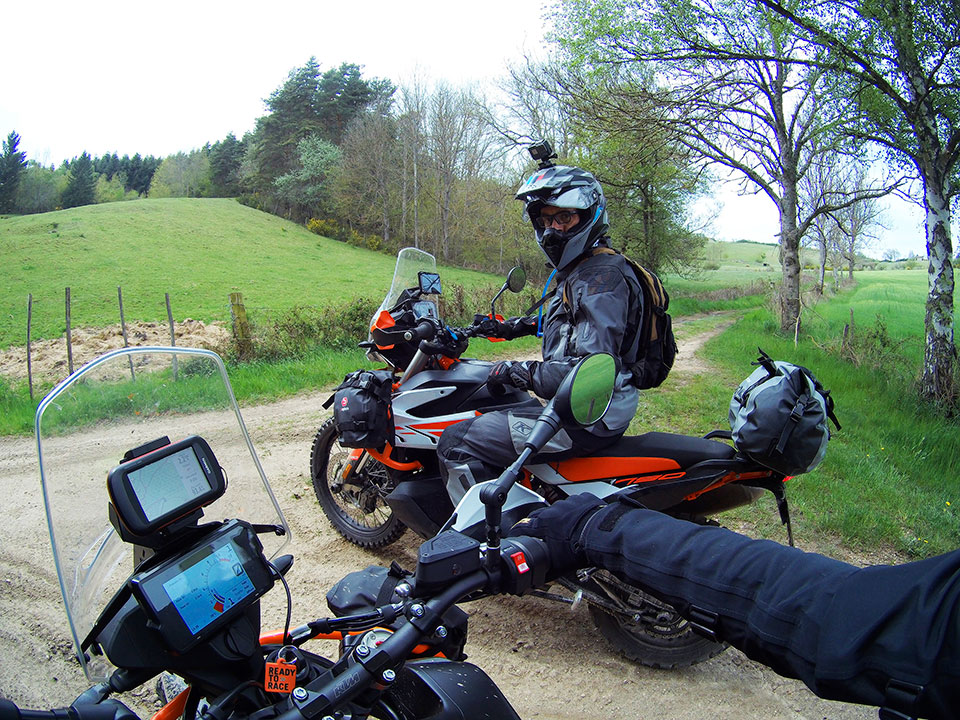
108, 435, 226, 540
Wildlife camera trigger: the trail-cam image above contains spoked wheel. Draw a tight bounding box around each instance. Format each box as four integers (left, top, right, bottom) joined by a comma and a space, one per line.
585, 570, 727, 669
310, 418, 406, 548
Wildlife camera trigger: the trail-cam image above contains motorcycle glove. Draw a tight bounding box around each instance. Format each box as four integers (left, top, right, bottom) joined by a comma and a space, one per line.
508, 493, 608, 572
487, 360, 534, 391
473, 314, 537, 340
422, 326, 468, 358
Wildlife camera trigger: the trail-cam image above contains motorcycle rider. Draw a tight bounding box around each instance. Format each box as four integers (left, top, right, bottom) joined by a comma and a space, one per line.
511, 494, 960, 720
438, 163, 643, 505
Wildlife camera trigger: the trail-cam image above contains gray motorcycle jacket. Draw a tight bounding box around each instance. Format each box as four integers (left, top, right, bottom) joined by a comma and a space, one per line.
531, 242, 642, 437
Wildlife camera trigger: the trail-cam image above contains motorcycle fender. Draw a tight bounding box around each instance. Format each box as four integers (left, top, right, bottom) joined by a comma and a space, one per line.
386, 658, 521, 720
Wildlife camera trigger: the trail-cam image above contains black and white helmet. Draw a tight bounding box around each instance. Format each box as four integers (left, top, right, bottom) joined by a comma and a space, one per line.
515, 165, 609, 270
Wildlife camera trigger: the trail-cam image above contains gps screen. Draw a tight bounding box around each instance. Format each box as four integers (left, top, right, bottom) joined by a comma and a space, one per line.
128, 446, 214, 522
162, 541, 257, 635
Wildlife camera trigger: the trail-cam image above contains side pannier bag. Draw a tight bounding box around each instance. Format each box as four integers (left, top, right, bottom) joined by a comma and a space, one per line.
324, 369, 394, 449
729, 349, 840, 476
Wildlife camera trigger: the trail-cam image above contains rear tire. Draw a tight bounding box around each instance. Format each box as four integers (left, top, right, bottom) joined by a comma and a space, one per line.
586, 571, 726, 669
310, 419, 407, 548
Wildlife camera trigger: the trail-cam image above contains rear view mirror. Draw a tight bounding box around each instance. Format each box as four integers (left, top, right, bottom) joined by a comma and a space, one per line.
506, 266, 526, 293
555, 353, 616, 427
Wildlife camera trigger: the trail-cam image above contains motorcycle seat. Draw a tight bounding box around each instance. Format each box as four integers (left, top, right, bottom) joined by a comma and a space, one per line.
587, 431, 736, 467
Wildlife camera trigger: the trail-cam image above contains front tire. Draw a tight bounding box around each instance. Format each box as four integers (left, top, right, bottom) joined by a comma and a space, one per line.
310, 418, 407, 548
586, 570, 726, 669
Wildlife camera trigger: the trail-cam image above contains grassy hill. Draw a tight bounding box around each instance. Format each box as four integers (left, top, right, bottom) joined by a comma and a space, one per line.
0, 199, 496, 349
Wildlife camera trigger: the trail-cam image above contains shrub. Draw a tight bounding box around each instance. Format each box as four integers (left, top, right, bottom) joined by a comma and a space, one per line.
306, 217, 340, 238
239, 297, 378, 362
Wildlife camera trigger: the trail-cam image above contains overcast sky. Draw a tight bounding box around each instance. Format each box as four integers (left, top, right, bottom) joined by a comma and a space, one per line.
1, 0, 928, 257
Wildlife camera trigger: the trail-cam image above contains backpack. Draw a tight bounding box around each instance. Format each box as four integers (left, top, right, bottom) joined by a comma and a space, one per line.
323, 369, 395, 449
574, 248, 677, 389
728, 349, 841, 476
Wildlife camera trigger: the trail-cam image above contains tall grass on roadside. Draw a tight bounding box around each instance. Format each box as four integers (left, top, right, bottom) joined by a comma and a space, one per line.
0, 376, 37, 436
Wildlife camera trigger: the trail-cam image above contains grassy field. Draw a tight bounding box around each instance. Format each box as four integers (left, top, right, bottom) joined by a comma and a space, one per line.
2, 200, 957, 558
0, 198, 498, 349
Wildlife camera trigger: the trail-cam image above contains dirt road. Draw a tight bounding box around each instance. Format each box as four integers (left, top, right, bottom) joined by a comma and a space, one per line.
0, 316, 874, 719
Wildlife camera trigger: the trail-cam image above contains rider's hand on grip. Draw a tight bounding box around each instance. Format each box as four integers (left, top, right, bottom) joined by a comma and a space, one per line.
498, 536, 550, 595
421, 326, 468, 358
472, 314, 537, 340
472, 313, 504, 338
508, 494, 608, 573
487, 361, 532, 392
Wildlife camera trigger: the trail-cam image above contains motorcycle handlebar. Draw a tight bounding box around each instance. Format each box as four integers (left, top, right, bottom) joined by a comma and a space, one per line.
0, 700, 137, 720
403, 320, 437, 343
273, 568, 492, 720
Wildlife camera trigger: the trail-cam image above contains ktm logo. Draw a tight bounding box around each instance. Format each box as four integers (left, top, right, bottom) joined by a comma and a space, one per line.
613, 471, 687, 486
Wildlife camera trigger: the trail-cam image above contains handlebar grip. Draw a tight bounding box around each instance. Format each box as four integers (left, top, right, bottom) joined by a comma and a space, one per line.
403, 320, 436, 343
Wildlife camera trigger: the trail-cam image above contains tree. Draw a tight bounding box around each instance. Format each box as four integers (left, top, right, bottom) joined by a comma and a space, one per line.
0, 131, 28, 213
396, 80, 429, 248
61, 152, 97, 208
756, 0, 958, 404
424, 83, 497, 262
551, 0, 898, 334
337, 112, 400, 246
249, 58, 394, 193
15, 161, 63, 214
149, 150, 211, 198
209, 133, 246, 196
273, 135, 342, 221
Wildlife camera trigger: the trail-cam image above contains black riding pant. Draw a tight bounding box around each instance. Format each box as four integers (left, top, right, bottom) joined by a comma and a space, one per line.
437, 407, 616, 505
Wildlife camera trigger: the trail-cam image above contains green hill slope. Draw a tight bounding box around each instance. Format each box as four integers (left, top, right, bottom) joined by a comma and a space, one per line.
0, 199, 491, 349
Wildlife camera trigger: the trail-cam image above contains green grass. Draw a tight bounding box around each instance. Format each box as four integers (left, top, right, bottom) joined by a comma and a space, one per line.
0, 198, 498, 349
802, 269, 928, 367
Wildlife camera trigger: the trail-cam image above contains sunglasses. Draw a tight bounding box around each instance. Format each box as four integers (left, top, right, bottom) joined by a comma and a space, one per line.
534, 210, 578, 228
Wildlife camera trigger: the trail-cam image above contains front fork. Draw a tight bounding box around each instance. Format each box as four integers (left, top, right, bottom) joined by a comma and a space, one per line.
337, 449, 367, 491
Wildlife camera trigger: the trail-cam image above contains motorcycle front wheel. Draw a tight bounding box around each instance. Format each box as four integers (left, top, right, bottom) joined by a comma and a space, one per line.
586, 570, 727, 669
310, 418, 407, 548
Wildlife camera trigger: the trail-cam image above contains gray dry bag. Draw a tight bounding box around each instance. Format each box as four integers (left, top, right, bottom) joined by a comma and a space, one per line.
729, 349, 840, 476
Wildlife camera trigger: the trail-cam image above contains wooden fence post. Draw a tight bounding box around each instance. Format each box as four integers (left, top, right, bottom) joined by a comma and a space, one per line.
118, 286, 135, 381
65, 287, 73, 376
229, 292, 252, 360
26, 294, 34, 400
166, 293, 178, 381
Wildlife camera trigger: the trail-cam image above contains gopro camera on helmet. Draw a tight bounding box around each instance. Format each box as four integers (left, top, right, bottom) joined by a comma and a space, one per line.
527, 139, 557, 169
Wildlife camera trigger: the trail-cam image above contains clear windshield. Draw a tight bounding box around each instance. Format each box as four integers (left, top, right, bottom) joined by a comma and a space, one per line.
35, 347, 289, 681
375, 247, 437, 319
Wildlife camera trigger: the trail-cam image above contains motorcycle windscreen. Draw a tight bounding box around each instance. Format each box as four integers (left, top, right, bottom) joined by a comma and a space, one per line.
35, 347, 290, 681
372, 247, 438, 325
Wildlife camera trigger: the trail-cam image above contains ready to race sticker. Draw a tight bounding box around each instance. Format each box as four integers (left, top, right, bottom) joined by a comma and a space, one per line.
265, 658, 296, 693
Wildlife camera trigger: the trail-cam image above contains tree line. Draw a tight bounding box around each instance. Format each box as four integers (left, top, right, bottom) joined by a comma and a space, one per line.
0, 135, 162, 213
0, 0, 956, 406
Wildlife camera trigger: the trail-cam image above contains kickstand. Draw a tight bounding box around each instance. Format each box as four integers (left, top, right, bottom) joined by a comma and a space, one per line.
772, 485, 795, 547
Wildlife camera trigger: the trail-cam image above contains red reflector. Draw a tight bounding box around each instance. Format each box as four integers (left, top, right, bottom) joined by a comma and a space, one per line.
784, 476, 794, 482
510, 551, 529, 574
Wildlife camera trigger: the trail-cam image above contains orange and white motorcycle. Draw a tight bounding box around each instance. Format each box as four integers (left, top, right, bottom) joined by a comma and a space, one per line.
311, 247, 799, 669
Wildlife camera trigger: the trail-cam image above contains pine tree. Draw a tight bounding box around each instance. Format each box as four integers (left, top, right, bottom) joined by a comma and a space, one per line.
61, 152, 97, 208
0, 131, 28, 213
